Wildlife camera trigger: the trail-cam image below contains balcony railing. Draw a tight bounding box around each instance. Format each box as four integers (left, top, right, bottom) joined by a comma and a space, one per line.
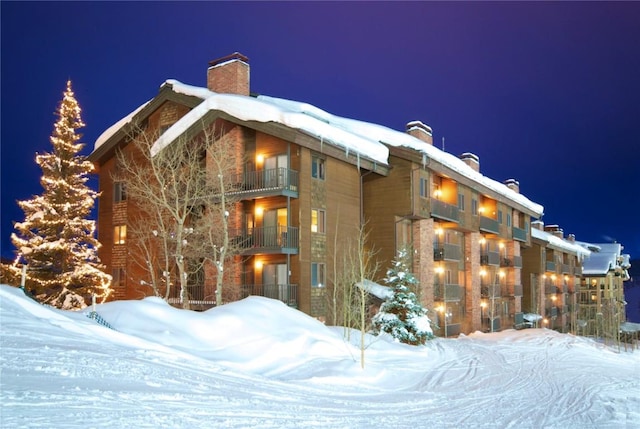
561, 284, 568, 293
500, 257, 513, 267
510, 284, 523, 297
481, 284, 502, 298
513, 255, 523, 268
481, 251, 500, 266
545, 261, 556, 272
514, 312, 525, 328
545, 284, 558, 294
562, 264, 571, 274
434, 283, 462, 301
241, 283, 298, 307
480, 216, 500, 234
232, 226, 299, 254
434, 243, 462, 261
230, 168, 299, 198
430, 199, 460, 223
574, 266, 582, 276
512, 226, 528, 242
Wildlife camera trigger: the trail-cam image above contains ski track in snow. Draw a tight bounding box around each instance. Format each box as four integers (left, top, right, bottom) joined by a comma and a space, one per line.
1, 287, 639, 428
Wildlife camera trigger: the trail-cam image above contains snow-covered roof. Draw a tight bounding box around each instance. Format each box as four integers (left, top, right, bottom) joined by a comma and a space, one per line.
581, 242, 628, 276
531, 227, 591, 257
94, 79, 544, 215
94, 101, 150, 150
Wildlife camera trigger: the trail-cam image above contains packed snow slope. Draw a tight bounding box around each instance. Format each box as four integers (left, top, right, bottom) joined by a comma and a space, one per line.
1, 285, 639, 429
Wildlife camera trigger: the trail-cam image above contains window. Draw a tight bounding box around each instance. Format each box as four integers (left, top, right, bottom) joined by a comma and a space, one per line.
498, 210, 503, 224
471, 198, 479, 215
419, 177, 428, 198
114, 182, 127, 202
311, 209, 326, 233
311, 263, 326, 288
506, 213, 512, 227
312, 156, 325, 180
458, 193, 465, 211
114, 225, 127, 245
112, 267, 125, 287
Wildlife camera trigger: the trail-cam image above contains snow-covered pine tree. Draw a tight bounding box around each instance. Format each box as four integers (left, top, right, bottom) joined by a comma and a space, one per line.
371, 249, 434, 345
11, 80, 111, 309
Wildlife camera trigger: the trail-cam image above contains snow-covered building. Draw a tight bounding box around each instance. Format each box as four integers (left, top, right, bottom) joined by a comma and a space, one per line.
578, 242, 631, 339
90, 52, 553, 335
521, 222, 591, 333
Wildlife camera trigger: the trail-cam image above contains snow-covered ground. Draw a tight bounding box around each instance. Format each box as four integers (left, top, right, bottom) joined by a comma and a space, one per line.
1, 285, 639, 428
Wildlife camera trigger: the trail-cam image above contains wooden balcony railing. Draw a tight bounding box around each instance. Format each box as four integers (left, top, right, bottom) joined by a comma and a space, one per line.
430, 199, 460, 223
481, 251, 500, 266
480, 216, 500, 234
434, 243, 462, 261
481, 284, 502, 298
545, 261, 556, 272
434, 283, 462, 301
512, 226, 528, 242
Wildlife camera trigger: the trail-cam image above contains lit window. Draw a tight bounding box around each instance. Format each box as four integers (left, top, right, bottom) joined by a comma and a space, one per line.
312, 156, 325, 180
114, 225, 127, 245
114, 182, 127, 203
311, 263, 325, 288
311, 209, 326, 233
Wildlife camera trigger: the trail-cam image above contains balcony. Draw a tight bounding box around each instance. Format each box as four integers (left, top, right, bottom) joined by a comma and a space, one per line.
230, 168, 299, 199
480, 216, 500, 234
434, 283, 462, 301
514, 312, 525, 328
510, 284, 523, 297
500, 257, 513, 267
433, 243, 462, 261
545, 284, 558, 294
562, 264, 571, 274
233, 226, 299, 255
481, 251, 500, 266
549, 307, 558, 318
574, 266, 582, 276
513, 255, 523, 268
545, 261, 556, 272
481, 284, 502, 298
512, 226, 528, 242
561, 284, 568, 293
430, 199, 460, 223
241, 283, 298, 307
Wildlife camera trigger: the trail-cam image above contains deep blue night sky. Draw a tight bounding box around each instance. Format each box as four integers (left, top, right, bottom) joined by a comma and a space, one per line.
2, 2, 639, 261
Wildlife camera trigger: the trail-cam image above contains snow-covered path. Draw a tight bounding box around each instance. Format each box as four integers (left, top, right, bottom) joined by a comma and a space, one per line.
1, 285, 639, 428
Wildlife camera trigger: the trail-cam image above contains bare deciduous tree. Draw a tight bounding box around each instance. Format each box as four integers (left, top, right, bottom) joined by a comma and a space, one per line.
115, 123, 242, 308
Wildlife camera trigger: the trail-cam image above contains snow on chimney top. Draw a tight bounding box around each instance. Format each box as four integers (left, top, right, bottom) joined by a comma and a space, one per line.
460, 152, 480, 172
406, 121, 433, 145
532, 220, 544, 230
504, 179, 520, 193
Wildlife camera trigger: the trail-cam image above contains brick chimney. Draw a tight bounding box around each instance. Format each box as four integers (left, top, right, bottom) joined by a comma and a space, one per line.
504, 179, 520, 193
207, 52, 250, 95
532, 220, 544, 230
406, 121, 433, 145
544, 224, 564, 239
460, 152, 480, 172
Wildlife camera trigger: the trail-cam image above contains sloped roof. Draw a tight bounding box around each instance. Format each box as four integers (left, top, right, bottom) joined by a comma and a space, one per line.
530, 227, 591, 257
92, 79, 544, 216
582, 243, 624, 276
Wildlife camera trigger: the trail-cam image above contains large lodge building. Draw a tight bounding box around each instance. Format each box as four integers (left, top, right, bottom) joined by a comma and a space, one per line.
88, 53, 631, 337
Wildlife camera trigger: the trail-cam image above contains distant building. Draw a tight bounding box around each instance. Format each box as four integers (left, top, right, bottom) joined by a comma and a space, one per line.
521, 222, 590, 333
578, 242, 631, 339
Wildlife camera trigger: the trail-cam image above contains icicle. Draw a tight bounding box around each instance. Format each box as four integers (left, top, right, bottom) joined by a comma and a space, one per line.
422, 153, 427, 169
357, 152, 360, 170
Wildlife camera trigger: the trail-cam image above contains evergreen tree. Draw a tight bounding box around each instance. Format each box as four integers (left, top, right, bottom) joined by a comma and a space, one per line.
371, 249, 434, 345
11, 81, 111, 309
